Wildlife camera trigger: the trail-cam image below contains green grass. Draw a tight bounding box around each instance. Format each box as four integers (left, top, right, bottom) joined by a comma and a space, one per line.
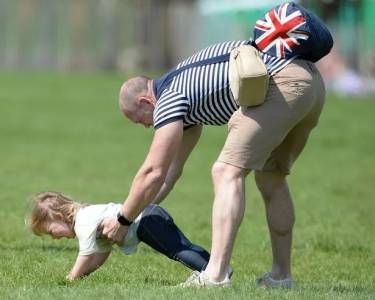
0, 71, 374, 299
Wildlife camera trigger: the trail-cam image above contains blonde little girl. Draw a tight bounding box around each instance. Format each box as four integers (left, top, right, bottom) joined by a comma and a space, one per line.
28, 191, 210, 281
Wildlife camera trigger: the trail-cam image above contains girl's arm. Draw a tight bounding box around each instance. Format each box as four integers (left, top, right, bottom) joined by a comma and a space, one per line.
67, 252, 110, 281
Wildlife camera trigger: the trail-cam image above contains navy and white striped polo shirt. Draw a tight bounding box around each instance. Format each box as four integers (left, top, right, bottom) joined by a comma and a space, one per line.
152, 40, 293, 129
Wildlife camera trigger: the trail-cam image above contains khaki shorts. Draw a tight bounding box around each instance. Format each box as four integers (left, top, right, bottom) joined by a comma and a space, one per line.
218, 59, 326, 174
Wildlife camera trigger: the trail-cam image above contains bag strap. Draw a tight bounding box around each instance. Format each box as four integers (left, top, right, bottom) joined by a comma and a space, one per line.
175, 53, 230, 74
155, 53, 230, 99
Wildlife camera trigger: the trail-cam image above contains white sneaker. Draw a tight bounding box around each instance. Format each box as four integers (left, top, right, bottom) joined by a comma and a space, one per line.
180, 269, 232, 288
256, 272, 295, 289
179, 271, 200, 287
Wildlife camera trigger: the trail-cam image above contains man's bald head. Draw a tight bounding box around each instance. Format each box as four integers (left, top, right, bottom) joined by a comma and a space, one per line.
119, 76, 151, 113
119, 76, 155, 127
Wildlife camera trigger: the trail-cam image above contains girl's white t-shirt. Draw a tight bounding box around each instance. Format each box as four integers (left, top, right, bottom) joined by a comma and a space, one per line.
74, 203, 143, 256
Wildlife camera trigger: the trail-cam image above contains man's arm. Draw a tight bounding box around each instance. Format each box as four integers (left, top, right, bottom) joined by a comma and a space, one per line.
122, 121, 184, 219
102, 121, 184, 242
67, 252, 110, 281
153, 125, 202, 204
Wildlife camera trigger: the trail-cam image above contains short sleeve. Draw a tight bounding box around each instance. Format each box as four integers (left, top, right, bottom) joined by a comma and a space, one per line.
153, 90, 189, 129
75, 225, 112, 256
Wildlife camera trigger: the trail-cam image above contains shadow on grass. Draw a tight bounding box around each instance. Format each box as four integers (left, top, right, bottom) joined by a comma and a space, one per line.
311, 240, 371, 254
142, 275, 175, 286
303, 284, 375, 295
0, 243, 76, 252
332, 285, 373, 294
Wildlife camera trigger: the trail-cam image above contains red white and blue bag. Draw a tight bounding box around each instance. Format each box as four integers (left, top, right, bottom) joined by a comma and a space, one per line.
252, 2, 333, 62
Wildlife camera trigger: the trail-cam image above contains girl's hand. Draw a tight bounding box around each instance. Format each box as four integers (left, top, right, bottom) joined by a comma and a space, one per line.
100, 217, 128, 245
65, 274, 75, 282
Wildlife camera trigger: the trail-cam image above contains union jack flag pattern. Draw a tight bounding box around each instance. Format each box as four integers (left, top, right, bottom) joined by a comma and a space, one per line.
252, 2, 333, 63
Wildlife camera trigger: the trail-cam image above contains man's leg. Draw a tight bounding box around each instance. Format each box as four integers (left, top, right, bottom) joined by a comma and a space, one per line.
253, 69, 325, 281
204, 161, 250, 282
255, 171, 294, 279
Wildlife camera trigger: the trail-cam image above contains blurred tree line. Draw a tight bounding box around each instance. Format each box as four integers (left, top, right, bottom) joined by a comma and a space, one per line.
0, 0, 373, 76
0, 0, 198, 72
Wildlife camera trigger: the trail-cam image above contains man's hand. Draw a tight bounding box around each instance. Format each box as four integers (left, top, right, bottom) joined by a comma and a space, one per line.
100, 217, 128, 245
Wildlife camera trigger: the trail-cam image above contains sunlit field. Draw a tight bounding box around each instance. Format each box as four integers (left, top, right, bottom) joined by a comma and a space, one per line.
0, 72, 374, 299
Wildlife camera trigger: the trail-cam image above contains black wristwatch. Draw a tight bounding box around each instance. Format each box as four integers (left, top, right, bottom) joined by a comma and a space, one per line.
117, 212, 133, 226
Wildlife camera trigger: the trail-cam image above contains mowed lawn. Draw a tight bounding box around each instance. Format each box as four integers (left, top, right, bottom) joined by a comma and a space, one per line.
0, 72, 374, 300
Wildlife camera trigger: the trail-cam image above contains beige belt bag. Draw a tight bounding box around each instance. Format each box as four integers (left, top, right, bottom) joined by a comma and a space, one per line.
229, 45, 269, 107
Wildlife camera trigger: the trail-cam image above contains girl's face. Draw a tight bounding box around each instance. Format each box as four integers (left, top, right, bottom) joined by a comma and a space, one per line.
44, 220, 75, 239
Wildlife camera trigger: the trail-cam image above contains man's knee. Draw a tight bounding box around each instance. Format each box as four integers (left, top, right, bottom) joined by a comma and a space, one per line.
255, 170, 287, 202
211, 161, 249, 183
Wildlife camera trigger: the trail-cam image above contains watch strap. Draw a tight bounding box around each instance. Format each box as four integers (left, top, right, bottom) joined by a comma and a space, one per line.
117, 212, 133, 226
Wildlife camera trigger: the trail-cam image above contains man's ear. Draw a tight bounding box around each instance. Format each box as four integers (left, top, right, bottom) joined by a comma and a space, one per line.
139, 96, 155, 109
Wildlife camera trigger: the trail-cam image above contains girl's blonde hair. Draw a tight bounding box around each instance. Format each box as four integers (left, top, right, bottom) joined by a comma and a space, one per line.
28, 191, 84, 236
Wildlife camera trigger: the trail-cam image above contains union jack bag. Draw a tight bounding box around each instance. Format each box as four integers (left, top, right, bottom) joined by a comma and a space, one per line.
252, 2, 333, 62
